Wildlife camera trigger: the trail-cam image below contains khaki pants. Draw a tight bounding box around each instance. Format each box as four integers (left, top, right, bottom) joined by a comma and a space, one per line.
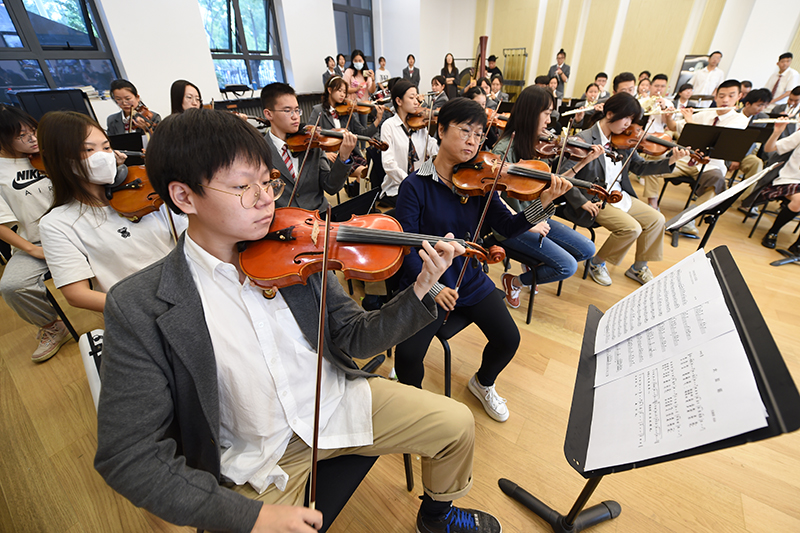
738, 154, 765, 203
595, 198, 666, 265
231, 378, 474, 505
643, 159, 726, 200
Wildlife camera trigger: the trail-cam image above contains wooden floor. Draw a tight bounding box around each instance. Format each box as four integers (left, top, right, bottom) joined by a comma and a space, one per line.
2, 179, 799, 533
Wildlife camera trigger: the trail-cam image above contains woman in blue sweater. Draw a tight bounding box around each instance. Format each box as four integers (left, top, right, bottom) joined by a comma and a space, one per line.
393, 98, 571, 422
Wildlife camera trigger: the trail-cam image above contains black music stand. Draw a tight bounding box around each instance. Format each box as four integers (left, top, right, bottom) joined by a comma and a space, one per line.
499, 246, 800, 532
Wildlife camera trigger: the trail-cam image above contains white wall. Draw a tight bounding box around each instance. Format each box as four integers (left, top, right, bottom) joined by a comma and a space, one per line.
374, 0, 420, 85
275, 0, 337, 92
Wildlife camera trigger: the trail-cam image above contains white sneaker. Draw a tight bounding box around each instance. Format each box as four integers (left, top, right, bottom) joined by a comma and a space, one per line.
468, 374, 509, 422
588, 261, 612, 286
32, 320, 70, 363
679, 220, 699, 236
625, 265, 654, 285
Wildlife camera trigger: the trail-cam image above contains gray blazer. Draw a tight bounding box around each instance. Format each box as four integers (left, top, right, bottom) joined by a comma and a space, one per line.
307, 103, 379, 138
265, 128, 353, 211
548, 63, 570, 95
106, 110, 162, 136
95, 235, 437, 533
402, 66, 421, 87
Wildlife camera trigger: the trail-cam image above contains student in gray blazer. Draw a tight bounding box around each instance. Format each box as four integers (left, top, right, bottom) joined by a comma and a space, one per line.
94, 108, 502, 533
106, 79, 161, 136
403, 53, 421, 87
772, 86, 800, 137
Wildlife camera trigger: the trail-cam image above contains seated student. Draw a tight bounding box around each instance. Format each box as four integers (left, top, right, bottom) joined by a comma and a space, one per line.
740, 80, 753, 105
106, 79, 161, 136
559, 93, 688, 286
322, 56, 337, 88
643, 79, 749, 233
572, 82, 607, 127
0, 105, 69, 362
463, 86, 499, 149
674, 83, 694, 109
639, 71, 651, 82
758, 121, 800, 253
169, 79, 202, 114
588, 72, 610, 99
93, 108, 504, 533
425, 75, 449, 110
636, 78, 651, 100
612, 72, 637, 96
260, 82, 356, 211
380, 79, 438, 206
734, 88, 771, 179
309, 75, 384, 137
535, 75, 561, 124
487, 75, 509, 108
487, 86, 597, 307
37, 111, 186, 313
548, 76, 561, 100
772, 86, 800, 138
393, 97, 571, 421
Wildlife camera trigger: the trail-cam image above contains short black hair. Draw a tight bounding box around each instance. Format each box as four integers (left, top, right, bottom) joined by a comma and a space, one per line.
146, 109, 272, 215
463, 86, 485, 101
639, 70, 651, 79
436, 97, 486, 136
487, 55, 498, 62
557, 49, 566, 57
678, 83, 693, 93
491, 74, 503, 84
717, 79, 741, 91
391, 79, 416, 108
110, 79, 137, 95
780, 52, 793, 61
652, 73, 668, 83
612, 71, 635, 91
534, 75, 550, 86
741, 80, 752, 89
336, 53, 345, 62
324, 56, 333, 66
477, 77, 490, 89
595, 72, 607, 80
585, 82, 599, 93
407, 54, 415, 62
710, 51, 723, 58
603, 92, 642, 123
790, 85, 800, 96
260, 82, 295, 111
431, 75, 446, 86
741, 89, 771, 106
379, 56, 386, 63
0, 104, 37, 155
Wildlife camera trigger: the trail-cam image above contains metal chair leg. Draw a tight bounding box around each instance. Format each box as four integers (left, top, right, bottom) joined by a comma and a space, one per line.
44, 286, 79, 342
403, 453, 414, 491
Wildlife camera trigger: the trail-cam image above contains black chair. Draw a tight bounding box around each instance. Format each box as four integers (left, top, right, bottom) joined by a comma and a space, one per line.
553, 204, 599, 283
657, 173, 699, 210
41, 272, 81, 342
500, 253, 541, 325
306, 455, 379, 533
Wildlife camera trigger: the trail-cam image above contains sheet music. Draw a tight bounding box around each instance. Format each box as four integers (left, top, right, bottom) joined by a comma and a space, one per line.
594, 297, 736, 387
584, 331, 767, 471
595, 250, 723, 353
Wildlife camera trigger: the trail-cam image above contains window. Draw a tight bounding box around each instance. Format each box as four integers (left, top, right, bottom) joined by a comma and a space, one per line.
0, 0, 118, 104
332, 0, 374, 70
199, 0, 285, 91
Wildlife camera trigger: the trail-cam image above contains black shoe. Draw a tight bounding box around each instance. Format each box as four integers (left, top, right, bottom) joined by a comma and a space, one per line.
762, 233, 778, 249
416, 506, 502, 533
788, 242, 800, 256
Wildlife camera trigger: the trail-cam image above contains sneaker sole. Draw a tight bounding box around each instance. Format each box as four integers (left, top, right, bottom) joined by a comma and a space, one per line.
588, 268, 612, 286
624, 270, 649, 285
501, 275, 521, 309
31, 332, 71, 363
468, 378, 509, 422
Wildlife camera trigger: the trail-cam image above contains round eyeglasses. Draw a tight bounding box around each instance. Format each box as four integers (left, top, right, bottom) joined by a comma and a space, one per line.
200, 180, 285, 208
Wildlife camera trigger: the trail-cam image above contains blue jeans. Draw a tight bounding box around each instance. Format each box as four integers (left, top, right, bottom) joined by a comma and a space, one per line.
501, 219, 595, 285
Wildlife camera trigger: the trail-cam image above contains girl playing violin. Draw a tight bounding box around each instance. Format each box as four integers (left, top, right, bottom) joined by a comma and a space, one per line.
169, 79, 202, 114
463, 86, 498, 149
309, 76, 384, 137
0, 105, 69, 362
380, 79, 438, 206
487, 86, 598, 308
394, 97, 572, 422
37, 111, 186, 312
107, 79, 161, 136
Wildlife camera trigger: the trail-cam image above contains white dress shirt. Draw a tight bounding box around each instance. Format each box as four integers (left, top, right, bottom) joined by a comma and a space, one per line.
183, 234, 372, 494
689, 67, 725, 95
774, 129, 800, 186
765, 67, 800, 106
380, 113, 438, 197
598, 127, 632, 213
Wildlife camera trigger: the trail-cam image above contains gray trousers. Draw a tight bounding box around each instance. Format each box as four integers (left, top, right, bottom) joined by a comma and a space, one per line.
0, 248, 57, 327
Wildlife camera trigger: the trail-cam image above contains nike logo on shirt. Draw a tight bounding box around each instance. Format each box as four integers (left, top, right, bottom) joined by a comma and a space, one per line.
12, 169, 47, 190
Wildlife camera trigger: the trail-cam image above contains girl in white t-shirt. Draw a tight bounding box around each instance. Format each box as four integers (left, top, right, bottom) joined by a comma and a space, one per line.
38, 112, 186, 313
0, 105, 69, 362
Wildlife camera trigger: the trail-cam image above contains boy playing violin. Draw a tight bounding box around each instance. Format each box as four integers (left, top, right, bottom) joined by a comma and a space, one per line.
94, 109, 504, 533
260, 82, 356, 211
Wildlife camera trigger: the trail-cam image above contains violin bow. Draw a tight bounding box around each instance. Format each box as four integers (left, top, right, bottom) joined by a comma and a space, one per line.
443, 132, 515, 326
553, 121, 573, 176
422, 99, 434, 164
343, 100, 355, 131
308, 204, 333, 511
287, 112, 324, 207
603, 116, 655, 209
166, 209, 179, 245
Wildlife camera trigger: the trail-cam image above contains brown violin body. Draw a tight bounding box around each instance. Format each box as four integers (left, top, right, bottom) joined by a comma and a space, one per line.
611, 124, 709, 164
133, 102, 159, 134
28, 153, 46, 173
286, 125, 388, 152
106, 165, 163, 222
452, 152, 622, 204
406, 108, 438, 131
535, 133, 623, 162
485, 109, 509, 131
334, 100, 389, 116
240, 208, 502, 291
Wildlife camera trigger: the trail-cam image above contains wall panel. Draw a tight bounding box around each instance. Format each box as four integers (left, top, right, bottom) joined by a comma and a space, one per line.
559, 0, 582, 72
692, 0, 726, 54
573, 0, 619, 98
489, 0, 540, 78
537, 0, 563, 78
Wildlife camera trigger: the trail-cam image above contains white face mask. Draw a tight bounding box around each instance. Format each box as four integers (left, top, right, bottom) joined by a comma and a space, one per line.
84, 151, 117, 185
353, 61, 364, 71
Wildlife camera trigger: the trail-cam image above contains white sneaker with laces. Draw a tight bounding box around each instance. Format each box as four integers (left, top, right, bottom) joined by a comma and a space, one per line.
468, 374, 509, 422
588, 261, 612, 286
625, 265, 654, 285
32, 320, 70, 363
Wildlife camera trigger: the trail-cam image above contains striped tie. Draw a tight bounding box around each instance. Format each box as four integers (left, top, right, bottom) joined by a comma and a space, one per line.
282, 144, 296, 180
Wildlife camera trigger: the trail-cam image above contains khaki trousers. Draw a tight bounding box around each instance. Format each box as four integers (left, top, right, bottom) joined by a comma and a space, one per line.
595, 198, 666, 265
737, 154, 765, 203
643, 159, 726, 200
231, 377, 474, 505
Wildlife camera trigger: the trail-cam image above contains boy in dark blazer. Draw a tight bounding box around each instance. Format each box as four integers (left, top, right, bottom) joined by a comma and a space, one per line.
403, 53, 421, 87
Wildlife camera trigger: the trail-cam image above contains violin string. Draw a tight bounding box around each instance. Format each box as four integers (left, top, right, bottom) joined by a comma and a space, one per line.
336, 225, 470, 248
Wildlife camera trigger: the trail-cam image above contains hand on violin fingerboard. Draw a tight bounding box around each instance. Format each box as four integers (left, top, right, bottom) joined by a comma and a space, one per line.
413, 234, 463, 302
539, 175, 572, 207
668, 147, 690, 165
337, 130, 357, 162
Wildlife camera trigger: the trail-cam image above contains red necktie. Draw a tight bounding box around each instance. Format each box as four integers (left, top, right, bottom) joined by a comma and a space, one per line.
772, 74, 782, 97
282, 144, 296, 180
712, 117, 719, 126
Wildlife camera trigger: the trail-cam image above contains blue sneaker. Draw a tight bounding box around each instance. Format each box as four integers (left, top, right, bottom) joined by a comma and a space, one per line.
416, 505, 502, 533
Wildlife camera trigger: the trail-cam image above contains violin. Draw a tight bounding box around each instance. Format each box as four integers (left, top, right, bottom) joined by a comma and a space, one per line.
535, 133, 623, 162
610, 123, 709, 165
334, 100, 389, 116
451, 152, 622, 204
286, 125, 389, 152
105, 165, 164, 222
28, 153, 46, 173
406, 108, 438, 131
485, 108, 509, 131
132, 101, 159, 134
239, 207, 505, 291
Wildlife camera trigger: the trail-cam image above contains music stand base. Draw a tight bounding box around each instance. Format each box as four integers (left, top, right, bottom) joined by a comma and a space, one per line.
499, 478, 621, 533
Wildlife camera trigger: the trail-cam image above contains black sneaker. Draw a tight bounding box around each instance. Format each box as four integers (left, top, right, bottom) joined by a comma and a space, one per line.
788, 242, 800, 256
762, 233, 778, 249
416, 506, 502, 533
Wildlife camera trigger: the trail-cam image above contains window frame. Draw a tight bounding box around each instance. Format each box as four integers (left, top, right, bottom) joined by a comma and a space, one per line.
332, 0, 375, 69
0, 0, 119, 90
206, 0, 286, 90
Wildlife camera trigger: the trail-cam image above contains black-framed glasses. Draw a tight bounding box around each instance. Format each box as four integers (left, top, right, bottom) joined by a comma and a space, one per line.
200, 180, 285, 208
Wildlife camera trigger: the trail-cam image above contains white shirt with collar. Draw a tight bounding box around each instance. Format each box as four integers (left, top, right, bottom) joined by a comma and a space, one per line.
597, 126, 632, 213
269, 129, 299, 178
774, 129, 800, 186
380, 113, 438, 198
765, 67, 800, 106
183, 234, 372, 494
689, 67, 725, 96
675, 108, 749, 175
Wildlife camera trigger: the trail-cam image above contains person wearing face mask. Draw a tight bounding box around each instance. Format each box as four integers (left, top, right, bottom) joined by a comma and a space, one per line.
37, 111, 186, 313
342, 49, 376, 130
